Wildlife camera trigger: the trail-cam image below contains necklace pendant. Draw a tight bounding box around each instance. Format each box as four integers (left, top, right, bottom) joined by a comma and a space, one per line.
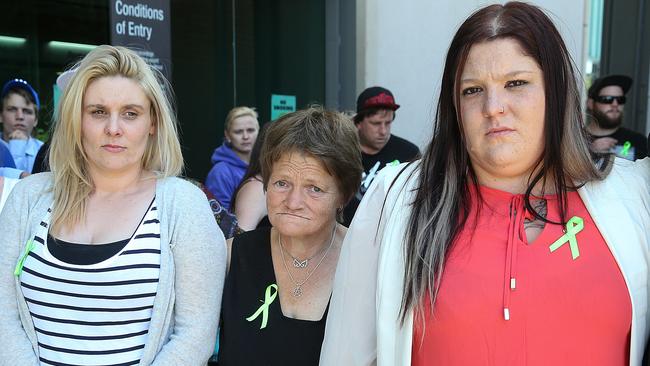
292, 285, 303, 297
293, 258, 308, 268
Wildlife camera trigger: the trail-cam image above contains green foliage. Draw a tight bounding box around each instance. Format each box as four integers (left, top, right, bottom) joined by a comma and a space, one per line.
35, 126, 49, 142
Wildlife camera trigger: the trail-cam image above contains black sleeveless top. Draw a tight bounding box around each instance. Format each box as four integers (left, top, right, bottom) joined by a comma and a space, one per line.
256, 215, 272, 229
218, 227, 329, 366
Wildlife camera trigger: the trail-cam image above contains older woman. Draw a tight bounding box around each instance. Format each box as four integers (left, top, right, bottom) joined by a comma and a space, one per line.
0, 46, 226, 365
218, 107, 362, 365
320, 2, 650, 366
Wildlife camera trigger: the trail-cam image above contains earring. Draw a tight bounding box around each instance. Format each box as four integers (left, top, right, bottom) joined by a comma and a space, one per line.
500, 106, 505, 114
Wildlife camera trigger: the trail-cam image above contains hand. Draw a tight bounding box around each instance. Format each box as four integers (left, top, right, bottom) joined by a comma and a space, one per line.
590, 137, 617, 153
8, 130, 29, 140
19, 171, 30, 179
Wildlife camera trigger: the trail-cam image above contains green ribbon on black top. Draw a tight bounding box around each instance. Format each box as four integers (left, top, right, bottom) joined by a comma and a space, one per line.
620, 141, 632, 157
246, 283, 278, 329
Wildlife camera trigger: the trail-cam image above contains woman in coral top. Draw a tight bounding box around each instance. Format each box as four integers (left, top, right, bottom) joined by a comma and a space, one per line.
320, 2, 650, 366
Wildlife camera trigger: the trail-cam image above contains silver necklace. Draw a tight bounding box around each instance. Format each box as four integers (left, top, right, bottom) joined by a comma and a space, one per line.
278, 226, 336, 297
279, 233, 329, 268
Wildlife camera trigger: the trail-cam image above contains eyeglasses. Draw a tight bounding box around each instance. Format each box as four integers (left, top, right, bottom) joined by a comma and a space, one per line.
594, 95, 626, 105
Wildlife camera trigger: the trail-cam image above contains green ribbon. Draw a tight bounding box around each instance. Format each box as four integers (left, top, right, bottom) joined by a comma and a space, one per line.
246, 283, 278, 329
14, 239, 35, 277
620, 141, 632, 157
387, 159, 400, 167
549, 216, 584, 260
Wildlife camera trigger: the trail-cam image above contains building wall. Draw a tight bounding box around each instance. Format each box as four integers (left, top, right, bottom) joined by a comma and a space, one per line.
356, 0, 588, 149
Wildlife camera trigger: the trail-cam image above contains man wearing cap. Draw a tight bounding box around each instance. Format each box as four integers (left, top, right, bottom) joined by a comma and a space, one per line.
0, 78, 44, 173
586, 74, 647, 160
342, 86, 420, 226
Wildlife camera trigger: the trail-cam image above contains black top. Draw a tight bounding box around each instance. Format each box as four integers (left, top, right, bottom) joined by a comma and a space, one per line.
32, 140, 50, 174
589, 126, 648, 161
46, 197, 155, 265
47, 235, 129, 265
219, 227, 328, 366
343, 134, 420, 226
256, 215, 272, 229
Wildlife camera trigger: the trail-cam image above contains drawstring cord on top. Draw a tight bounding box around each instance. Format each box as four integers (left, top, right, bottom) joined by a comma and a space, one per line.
503, 195, 526, 321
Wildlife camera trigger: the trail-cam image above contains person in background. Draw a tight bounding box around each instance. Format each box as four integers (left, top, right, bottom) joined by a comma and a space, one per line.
205, 106, 260, 210
0, 139, 15, 168
0, 45, 226, 365
0, 78, 44, 174
31, 140, 49, 174
586, 74, 647, 160
232, 123, 270, 230
30, 69, 81, 176
187, 177, 243, 240
342, 86, 420, 226
218, 107, 362, 366
0, 138, 23, 178
320, 2, 650, 365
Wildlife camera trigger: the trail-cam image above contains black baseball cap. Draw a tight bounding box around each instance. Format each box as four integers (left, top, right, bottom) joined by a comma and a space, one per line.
356, 86, 400, 113
588, 74, 632, 99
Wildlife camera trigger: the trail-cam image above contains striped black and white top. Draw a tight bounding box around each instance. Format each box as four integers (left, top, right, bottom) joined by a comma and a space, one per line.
19, 200, 161, 366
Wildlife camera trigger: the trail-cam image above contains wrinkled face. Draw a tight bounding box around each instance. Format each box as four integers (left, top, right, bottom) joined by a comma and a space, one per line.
356, 109, 394, 154
81, 76, 154, 177
266, 152, 342, 240
459, 38, 546, 184
589, 85, 624, 129
1, 92, 38, 139
226, 115, 259, 155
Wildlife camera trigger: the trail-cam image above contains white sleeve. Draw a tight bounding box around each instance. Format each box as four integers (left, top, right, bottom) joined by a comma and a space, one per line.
319, 169, 392, 366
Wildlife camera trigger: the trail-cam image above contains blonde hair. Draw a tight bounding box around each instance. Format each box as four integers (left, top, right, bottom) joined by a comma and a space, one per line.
224, 106, 258, 132
48, 45, 183, 233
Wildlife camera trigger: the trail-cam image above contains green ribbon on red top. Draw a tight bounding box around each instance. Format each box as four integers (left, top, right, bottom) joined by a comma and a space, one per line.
549, 216, 584, 260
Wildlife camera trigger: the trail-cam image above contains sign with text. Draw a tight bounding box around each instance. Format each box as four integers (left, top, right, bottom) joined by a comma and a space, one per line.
271, 94, 296, 120
110, 0, 171, 79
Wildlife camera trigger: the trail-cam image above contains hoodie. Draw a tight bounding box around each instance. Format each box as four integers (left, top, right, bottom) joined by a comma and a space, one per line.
205, 143, 248, 210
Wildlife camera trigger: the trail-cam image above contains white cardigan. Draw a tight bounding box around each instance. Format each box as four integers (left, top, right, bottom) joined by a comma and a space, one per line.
320, 157, 650, 366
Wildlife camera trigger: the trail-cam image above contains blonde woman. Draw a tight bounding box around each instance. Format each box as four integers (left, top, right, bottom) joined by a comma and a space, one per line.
0, 45, 226, 365
205, 107, 259, 210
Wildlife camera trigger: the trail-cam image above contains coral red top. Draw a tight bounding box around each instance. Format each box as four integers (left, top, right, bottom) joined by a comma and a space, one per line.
412, 186, 631, 366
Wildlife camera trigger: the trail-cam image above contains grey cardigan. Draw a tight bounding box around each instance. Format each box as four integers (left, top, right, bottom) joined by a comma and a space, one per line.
0, 173, 227, 365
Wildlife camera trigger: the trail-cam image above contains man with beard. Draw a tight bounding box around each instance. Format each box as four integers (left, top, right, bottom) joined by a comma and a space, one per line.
586, 74, 647, 160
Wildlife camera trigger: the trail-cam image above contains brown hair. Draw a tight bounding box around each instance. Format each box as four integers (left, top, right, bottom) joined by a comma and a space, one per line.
353, 107, 395, 124
260, 106, 362, 221
400, 2, 602, 322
